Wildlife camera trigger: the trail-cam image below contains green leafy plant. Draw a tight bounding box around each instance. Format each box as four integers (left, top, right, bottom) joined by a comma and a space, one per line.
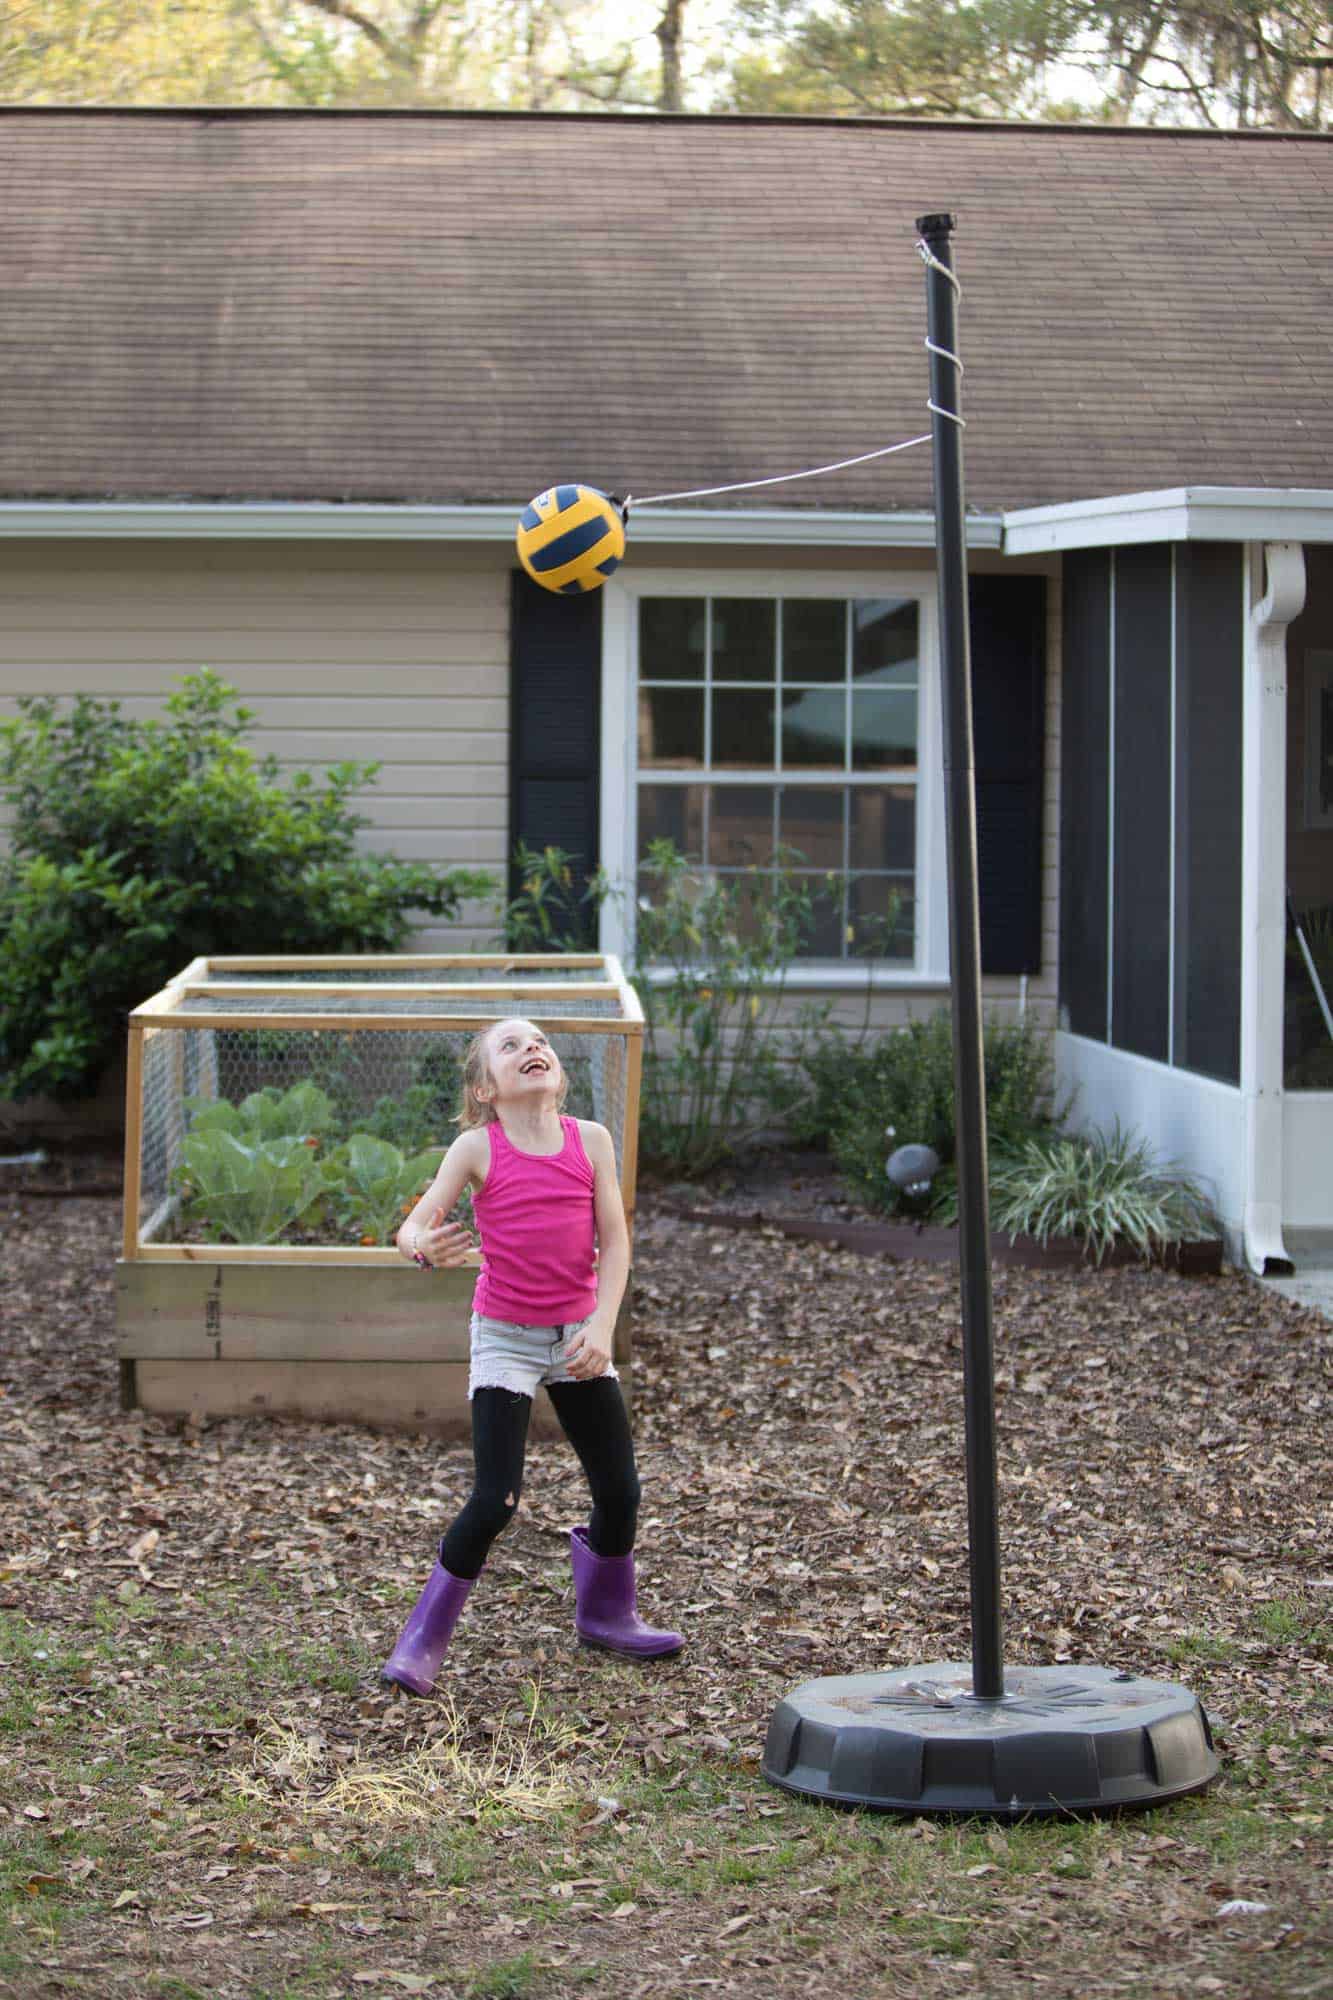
933, 1124, 1220, 1264
173, 1083, 444, 1245
329, 1133, 445, 1245
0, 670, 494, 1101
356, 1082, 455, 1156
501, 842, 611, 951
184, 1081, 337, 1144
632, 839, 820, 1176
176, 1128, 328, 1244
827, 1009, 1057, 1214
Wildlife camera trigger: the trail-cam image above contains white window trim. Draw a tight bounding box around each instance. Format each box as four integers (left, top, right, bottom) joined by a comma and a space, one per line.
598, 565, 949, 987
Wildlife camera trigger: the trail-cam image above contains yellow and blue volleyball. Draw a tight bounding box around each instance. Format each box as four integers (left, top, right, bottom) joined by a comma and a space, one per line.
516, 484, 626, 595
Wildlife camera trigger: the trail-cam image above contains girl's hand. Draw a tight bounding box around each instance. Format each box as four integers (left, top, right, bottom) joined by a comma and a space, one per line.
563, 1317, 614, 1380
406, 1206, 476, 1269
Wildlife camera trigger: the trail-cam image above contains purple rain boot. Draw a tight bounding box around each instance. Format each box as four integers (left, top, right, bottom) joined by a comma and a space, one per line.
569, 1525, 683, 1659
380, 1558, 478, 1697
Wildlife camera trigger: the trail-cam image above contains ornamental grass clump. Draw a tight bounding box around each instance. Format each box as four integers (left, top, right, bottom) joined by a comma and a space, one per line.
983, 1125, 1220, 1265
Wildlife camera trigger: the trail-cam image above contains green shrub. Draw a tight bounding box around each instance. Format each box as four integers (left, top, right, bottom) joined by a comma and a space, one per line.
827, 1009, 1056, 1214
0, 670, 493, 1101
632, 840, 818, 1176
934, 1124, 1220, 1264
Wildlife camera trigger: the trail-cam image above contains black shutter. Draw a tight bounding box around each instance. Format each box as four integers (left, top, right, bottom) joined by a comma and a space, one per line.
508, 570, 602, 946
969, 573, 1046, 975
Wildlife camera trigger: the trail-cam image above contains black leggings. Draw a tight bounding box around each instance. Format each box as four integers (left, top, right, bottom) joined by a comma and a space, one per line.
440, 1378, 642, 1580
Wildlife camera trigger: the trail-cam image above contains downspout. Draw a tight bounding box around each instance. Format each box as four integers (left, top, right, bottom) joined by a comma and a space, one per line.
1240, 541, 1305, 1275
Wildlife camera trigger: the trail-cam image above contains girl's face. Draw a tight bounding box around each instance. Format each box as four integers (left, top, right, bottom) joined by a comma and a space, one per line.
483, 1019, 562, 1105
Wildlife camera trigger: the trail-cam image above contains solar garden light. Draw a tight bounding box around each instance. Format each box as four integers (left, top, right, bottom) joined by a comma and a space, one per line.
886, 1141, 940, 1208
760, 215, 1220, 1819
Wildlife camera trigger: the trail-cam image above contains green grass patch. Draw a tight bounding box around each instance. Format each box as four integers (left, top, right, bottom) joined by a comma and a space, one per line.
1253, 1594, 1333, 1655
465, 1954, 544, 1999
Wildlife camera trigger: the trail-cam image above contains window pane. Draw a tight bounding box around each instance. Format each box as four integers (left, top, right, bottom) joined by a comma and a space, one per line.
849, 875, 915, 958
783, 600, 846, 683
778, 786, 844, 870
850, 786, 915, 869
640, 597, 705, 681
638, 782, 705, 861
851, 689, 917, 769
781, 685, 846, 769
713, 599, 776, 683
709, 786, 774, 867
712, 689, 775, 767
639, 687, 704, 768
853, 598, 918, 683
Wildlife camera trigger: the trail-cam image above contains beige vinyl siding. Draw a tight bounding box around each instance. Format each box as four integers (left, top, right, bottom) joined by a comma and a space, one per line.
0, 540, 509, 948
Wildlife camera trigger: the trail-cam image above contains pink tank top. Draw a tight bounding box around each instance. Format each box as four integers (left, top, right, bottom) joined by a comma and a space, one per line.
471, 1115, 599, 1325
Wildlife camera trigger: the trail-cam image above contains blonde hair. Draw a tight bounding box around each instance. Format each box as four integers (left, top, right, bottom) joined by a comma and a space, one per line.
457, 1021, 568, 1128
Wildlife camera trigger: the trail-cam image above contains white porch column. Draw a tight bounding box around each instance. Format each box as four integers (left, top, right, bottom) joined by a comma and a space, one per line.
1240, 542, 1305, 1274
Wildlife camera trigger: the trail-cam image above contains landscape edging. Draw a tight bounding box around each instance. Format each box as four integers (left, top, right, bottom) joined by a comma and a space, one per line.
658, 1203, 1225, 1275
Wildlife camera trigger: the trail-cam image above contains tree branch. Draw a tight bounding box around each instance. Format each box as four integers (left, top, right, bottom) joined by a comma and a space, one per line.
294, 0, 413, 72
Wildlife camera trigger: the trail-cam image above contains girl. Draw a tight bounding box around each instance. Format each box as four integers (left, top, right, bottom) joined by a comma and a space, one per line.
381, 1017, 683, 1696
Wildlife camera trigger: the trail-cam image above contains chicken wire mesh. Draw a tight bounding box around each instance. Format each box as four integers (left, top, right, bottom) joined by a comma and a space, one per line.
191, 962, 608, 985
132, 988, 634, 1251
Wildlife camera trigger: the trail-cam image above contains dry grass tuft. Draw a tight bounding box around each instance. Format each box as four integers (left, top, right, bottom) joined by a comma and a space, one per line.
237, 1682, 587, 1826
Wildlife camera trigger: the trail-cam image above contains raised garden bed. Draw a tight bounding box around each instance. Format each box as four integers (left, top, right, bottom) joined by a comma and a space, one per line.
116, 953, 644, 1436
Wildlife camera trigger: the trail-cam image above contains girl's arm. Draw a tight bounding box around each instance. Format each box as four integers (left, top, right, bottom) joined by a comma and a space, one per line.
396, 1128, 487, 1267
563, 1123, 628, 1377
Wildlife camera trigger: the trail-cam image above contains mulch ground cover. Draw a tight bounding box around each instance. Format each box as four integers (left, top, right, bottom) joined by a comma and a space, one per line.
1, 1148, 1330, 2000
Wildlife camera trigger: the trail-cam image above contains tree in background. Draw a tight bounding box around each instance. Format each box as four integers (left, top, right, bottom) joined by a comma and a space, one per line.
0, 0, 278, 104
726, 0, 1079, 118
1078, 0, 1332, 127
0, 0, 1326, 131
722, 0, 1332, 127
0, 0, 671, 109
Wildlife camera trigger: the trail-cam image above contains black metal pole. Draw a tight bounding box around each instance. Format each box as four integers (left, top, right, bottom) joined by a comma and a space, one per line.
915, 212, 1004, 1700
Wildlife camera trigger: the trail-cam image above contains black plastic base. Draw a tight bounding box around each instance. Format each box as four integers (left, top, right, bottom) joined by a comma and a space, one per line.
762, 1662, 1219, 1818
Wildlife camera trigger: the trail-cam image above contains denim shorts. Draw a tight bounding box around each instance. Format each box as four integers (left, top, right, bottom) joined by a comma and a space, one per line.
468, 1311, 619, 1401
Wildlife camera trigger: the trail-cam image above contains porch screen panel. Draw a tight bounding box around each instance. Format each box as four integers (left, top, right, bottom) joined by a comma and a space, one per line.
1059, 551, 1111, 1038
1173, 544, 1242, 1083
1112, 546, 1172, 1062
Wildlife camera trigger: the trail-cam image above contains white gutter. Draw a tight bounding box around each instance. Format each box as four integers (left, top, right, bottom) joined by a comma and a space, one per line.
0, 501, 1004, 550
1004, 487, 1333, 554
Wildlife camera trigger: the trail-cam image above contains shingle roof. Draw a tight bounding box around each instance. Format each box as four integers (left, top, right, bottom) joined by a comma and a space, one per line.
3, 108, 1331, 514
